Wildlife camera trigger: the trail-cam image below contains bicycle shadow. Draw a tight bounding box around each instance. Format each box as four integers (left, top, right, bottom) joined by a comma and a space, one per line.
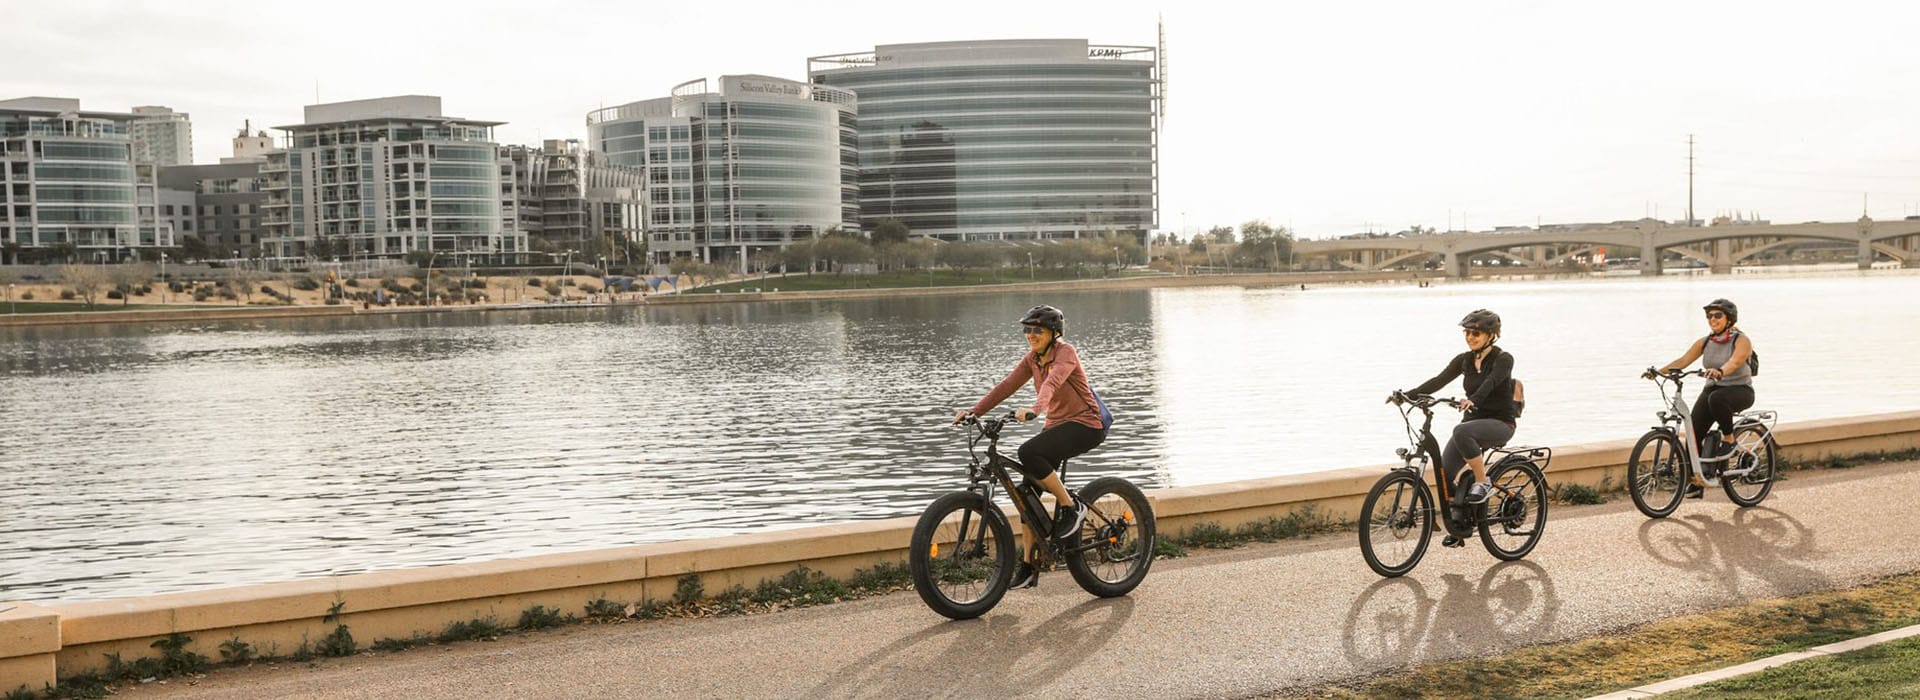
1635, 506, 1826, 597
1341, 560, 1561, 671
809, 595, 1137, 698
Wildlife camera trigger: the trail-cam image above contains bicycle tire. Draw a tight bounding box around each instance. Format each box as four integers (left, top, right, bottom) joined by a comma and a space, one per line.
1063, 476, 1156, 598
1479, 459, 1547, 561
1359, 470, 1434, 578
1628, 431, 1687, 519
909, 490, 1016, 620
1721, 425, 1777, 507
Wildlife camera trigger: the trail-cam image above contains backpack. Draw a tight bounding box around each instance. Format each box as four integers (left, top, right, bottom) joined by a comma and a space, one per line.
1093, 389, 1114, 430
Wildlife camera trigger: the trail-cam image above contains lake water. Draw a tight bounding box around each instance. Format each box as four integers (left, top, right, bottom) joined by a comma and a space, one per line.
3, 267, 1917, 602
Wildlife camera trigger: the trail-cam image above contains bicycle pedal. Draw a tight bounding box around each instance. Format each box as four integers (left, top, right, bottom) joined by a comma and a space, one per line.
1441, 535, 1465, 548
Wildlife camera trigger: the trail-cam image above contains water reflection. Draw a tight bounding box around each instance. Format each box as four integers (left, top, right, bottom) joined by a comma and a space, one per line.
2, 271, 1918, 602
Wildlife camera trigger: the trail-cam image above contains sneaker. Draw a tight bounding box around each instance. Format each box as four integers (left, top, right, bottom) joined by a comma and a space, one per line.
1465, 481, 1493, 504
1051, 498, 1087, 541
1009, 561, 1039, 589
1441, 535, 1465, 548
1685, 483, 1705, 499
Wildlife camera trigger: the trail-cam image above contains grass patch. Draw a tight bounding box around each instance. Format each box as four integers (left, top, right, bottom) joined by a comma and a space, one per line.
437, 617, 506, 643
699, 268, 1150, 293
516, 605, 570, 631
1, 302, 198, 314
1297, 571, 1920, 699
1171, 506, 1349, 552
370, 633, 434, 653
1555, 482, 1607, 505
1664, 634, 1920, 699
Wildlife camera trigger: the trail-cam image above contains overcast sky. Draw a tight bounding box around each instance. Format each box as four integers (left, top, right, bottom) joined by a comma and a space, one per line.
9, 0, 1919, 238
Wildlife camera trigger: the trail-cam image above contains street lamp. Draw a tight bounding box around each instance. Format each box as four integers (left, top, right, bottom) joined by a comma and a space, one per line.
159, 253, 168, 303
7, 283, 13, 315
1027, 252, 1034, 280
423, 250, 439, 305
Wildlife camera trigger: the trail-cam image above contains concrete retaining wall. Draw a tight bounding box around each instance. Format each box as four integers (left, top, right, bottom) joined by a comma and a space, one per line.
4, 410, 1916, 693
0, 305, 353, 327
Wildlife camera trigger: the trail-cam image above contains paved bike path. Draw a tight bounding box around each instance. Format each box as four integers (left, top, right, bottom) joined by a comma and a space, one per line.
125, 462, 1920, 699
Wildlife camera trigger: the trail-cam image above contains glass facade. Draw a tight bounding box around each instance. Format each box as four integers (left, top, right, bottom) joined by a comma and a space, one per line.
810, 40, 1159, 242
587, 76, 859, 268
262, 102, 522, 263
0, 105, 147, 255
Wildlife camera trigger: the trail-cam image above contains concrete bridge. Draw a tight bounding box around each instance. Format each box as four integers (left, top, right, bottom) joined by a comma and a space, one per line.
1295, 217, 1920, 277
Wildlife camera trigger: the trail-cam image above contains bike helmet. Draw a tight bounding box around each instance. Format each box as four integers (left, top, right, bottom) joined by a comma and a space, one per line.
1703, 298, 1738, 324
1458, 308, 1501, 336
1019, 305, 1065, 336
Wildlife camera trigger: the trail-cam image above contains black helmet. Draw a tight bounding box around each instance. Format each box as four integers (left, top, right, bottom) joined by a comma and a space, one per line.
1020, 305, 1065, 336
1459, 309, 1501, 336
1703, 298, 1738, 324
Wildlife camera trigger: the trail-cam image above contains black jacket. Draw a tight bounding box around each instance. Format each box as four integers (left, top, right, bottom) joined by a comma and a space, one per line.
1410, 346, 1518, 423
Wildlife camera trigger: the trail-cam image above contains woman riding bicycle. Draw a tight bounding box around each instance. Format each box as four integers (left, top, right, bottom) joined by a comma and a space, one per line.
1645, 298, 1755, 496
953, 304, 1109, 588
1389, 309, 1519, 516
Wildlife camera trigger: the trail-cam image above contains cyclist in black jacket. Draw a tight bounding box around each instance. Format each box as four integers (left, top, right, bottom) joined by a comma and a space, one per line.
1389, 309, 1518, 509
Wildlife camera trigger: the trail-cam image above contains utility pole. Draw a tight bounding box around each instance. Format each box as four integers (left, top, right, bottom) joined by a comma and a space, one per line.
1687, 134, 1696, 227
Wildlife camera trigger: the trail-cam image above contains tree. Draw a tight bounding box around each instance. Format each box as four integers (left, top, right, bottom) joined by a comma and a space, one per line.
225, 265, 259, 304
1233, 219, 1295, 269
60, 265, 110, 307
1, 241, 21, 265
872, 219, 911, 245
812, 235, 872, 274
667, 256, 704, 287
108, 263, 156, 306
938, 241, 1006, 274
1208, 226, 1236, 245
179, 235, 210, 263
779, 238, 818, 273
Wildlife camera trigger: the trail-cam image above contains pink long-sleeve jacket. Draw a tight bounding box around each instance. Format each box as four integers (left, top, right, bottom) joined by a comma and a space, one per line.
969, 341, 1104, 431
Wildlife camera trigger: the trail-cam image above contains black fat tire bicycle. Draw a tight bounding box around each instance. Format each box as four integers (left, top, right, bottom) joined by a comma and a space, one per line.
909, 412, 1156, 620
1359, 392, 1551, 578
1627, 368, 1780, 518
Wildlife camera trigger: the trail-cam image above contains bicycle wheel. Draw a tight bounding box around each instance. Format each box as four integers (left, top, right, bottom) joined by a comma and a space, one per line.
1628, 431, 1687, 519
909, 491, 1015, 620
1359, 471, 1433, 578
1479, 459, 1547, 561
1063, 476, 1156, 598
1721, 425, 1777, 507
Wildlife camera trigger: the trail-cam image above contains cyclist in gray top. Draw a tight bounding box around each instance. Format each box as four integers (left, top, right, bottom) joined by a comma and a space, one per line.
1645, 298, 1755, 494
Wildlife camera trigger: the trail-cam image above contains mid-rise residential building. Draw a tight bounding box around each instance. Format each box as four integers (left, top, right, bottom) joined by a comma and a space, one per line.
587, 75, 858, 268
261, 95, 524, 264
130, 105, 194, 167
158, 161, 265, 255
809, 39, 1159, 243
0, 97, 173, 262
502, 139, 645, 267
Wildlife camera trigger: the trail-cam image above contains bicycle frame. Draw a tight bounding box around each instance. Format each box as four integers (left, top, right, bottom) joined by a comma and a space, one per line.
1390, 394, 1548, 540
960, 414, 1117, 560
1647, 371, 1777, 483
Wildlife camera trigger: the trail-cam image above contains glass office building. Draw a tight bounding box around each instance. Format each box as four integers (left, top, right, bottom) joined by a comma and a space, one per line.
806, 40, 1152, 244
809, 39, 1159, 242
587, 75, 858, 268
0, 97, 172, 260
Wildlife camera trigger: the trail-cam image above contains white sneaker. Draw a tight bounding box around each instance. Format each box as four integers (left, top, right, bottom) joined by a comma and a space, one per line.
1466, 481, 1493, 504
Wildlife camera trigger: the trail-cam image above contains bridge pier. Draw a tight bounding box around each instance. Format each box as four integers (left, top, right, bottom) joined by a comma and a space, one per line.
1860, 239, 1876, 270
1638, 231, 1662, 275
1444, 252, 1468, 278
1709, 240, 1733, 274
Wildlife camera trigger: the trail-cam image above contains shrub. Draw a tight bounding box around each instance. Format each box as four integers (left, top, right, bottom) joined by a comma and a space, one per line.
408, 282, 424, 293
219, 288, 237, 300
581, 284, 601, 294
292, 277, 321, 291
60, 289, 76, 300
516, 605, 567, 631
526, 277, 542, 286
544, 284, 563, 298
218, 637, 255, 664
169, 281, 187, 293
562, 278, 577, 287
193, 290, 211, 302
324, 297, 342, 305
107, 290, 124, 300
18, 291, 32, 300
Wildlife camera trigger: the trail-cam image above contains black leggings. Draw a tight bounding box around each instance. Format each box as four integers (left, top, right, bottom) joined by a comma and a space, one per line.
1016, 422, 1107, 480
1692, 384, 1755, 443
1442, 419, 1515, 481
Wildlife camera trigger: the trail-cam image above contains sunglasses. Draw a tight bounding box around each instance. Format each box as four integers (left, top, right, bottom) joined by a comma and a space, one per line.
1462, 329, 1489, 337
1022, 326, 1051, 336
1706, 312, 1727, 320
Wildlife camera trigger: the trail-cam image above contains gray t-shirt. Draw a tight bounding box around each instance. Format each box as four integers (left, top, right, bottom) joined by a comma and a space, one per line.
1701, 331, 1753, 387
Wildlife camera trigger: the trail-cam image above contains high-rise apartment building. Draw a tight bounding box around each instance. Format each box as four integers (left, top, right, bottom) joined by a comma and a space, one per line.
809, 39, 1159, 242
587, 75, 858, 267
261, 96, 524, 264
129, 105, 194, 166
0, 97, 173, 262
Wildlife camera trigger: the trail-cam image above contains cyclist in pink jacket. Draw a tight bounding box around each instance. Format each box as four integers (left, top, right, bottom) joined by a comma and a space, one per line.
954, 305, 1110, 587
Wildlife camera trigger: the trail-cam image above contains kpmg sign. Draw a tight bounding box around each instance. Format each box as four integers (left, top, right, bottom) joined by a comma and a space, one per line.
729, 78, 806, 98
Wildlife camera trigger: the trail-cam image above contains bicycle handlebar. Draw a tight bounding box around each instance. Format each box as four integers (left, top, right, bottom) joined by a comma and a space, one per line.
1643, 367, 1706, 381
1390, 391, 1462, 410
